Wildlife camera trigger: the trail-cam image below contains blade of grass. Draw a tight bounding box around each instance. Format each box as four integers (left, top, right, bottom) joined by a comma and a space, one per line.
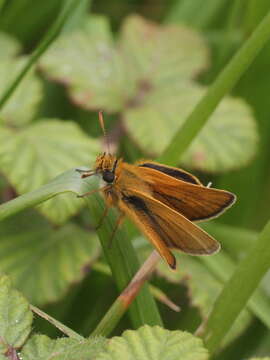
199, 250, 270, 330
159, 7, 270, 165
201, 218, 270, 353
0, 0, 82, 111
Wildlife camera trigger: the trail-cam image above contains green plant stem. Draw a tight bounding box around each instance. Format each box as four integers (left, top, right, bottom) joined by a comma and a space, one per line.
91, 251, 160, 337
0, 0, 82, 111
159, 7, 270, 165
30, 305, 84, 340
202, 218, 270, 353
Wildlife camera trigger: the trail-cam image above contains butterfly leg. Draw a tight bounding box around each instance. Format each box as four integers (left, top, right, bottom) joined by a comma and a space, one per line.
108, 212, 125, 248
77, 185, 109, 198
76, 168, 94, 178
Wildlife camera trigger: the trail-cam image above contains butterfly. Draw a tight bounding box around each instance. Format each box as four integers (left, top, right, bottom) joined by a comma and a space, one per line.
77, 112, 236, 269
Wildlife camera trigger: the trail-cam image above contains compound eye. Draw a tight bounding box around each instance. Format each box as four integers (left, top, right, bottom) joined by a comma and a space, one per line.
102, 170, 115, 183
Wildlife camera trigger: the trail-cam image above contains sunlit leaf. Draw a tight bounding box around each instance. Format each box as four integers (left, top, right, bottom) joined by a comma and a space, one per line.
125, 82, 258, 172
0, 275, 32, 354
119, 15, 208, 88
39, 13, 257, 172
0, 211, 100, 305
0, 119, 100, 223
0, 57, 42, 125
40, 15, 208, 113
40, 15, 128, 112
96, 325, 209, 360
21, 334, 106, 360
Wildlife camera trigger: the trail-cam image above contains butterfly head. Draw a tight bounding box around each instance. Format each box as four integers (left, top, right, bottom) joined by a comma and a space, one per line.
94, 153, 118, 184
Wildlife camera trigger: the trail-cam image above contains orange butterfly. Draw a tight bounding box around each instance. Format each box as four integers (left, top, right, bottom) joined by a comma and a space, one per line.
77, 112, 236, 269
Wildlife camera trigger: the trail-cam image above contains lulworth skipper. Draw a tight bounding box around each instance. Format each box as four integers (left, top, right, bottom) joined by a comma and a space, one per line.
77, 112, 236, 269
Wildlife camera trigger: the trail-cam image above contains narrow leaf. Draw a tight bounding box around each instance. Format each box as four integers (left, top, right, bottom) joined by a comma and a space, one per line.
202, 218, 270, 353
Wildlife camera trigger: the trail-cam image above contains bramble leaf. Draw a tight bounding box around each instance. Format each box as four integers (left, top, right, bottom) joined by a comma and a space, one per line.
124, 82, 258, 172
96, 325, 209, 360
0, 57, 42, 125
0, 275, 32, 354
0, 211, 99, 305
21, 334, 106, 360
40, 14, 258, 172
40, 16, 127, 112
0, 119, 100, 223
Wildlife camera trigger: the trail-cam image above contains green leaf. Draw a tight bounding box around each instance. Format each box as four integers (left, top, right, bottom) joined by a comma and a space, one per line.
96, 325, 209, 360
0, 211, 99, 305
40, 15, 208, 112
0, 119, 100, 223
40, 14, 257, 172
0, 275, 32, 353
40, 15, 127, 112
119, 15, 208, 86
0, 32, 21, 59
202, 217, 270, 353
124, 82, 258, 172
0, 57, 42, 125
248, 358, 270, 360
21, 335, 106, 360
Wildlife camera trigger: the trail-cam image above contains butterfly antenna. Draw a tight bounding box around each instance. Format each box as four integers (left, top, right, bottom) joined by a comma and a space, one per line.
98, 111, 111, 154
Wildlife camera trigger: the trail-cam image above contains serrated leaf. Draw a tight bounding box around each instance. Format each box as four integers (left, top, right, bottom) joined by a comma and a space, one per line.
0, 211, 100, 305
21, 334, 106, 360
0, 32, 21, 59
0, 119, 101, 223
40, 15, 208, 113
40, 13, 257, 172
119, 15, 208, 87
40, 16, 128, 112
0, 57, 42, 125
96, 325, 208, 360
0, 275, 32, 352
125, 82, 258, 172
156, 251, 252, 346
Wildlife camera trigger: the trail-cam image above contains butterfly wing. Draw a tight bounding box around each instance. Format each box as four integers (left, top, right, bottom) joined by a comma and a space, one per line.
135, 164, 236, 222
136, 160, 202, 185
118, 189, 220, 269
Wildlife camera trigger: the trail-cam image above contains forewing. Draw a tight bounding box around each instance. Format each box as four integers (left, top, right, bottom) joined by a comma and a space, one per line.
135, 166, 236, 221
119, 190, 220, 269
136, 161, 202, 185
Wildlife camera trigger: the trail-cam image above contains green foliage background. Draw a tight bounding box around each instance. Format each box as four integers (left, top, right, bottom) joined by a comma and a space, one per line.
0, 0, 270, 359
